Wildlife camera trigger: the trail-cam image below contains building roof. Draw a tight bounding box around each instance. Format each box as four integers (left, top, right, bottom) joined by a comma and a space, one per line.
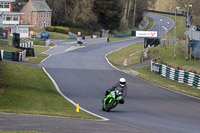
32, 0, 52, 12
3, 12, 24, 15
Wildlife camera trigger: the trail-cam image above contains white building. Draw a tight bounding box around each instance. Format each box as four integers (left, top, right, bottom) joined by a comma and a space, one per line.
0, 0, 32, 38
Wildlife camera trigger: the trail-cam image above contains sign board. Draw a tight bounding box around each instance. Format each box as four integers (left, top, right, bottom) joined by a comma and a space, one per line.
144, 38, 160, 48
151, 62, 161, 74
0, 28, 8, 39
136, 31, 158, 38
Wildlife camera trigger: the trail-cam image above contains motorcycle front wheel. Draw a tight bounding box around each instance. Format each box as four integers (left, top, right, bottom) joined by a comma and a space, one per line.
106, 99, 115, 112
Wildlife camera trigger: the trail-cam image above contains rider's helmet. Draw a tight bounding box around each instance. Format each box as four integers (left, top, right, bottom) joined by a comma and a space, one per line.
119, 78, 126, 87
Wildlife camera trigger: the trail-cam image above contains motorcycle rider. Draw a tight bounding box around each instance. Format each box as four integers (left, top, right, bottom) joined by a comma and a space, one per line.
103, 78, 127, 104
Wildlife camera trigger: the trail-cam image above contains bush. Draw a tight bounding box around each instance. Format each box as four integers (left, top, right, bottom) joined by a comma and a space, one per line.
54, 26, 70, 34
46, 26, 70, 34
69, 27, 93, 35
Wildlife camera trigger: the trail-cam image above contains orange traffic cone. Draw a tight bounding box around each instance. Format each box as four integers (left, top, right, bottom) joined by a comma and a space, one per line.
76, 104, 79, 112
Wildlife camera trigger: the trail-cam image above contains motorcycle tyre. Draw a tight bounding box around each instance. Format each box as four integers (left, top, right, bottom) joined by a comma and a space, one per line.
106, 99, 115, 112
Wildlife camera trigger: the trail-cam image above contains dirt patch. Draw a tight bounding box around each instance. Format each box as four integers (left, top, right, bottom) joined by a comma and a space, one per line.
123, 58, 128, 66
179, 33, 187, 40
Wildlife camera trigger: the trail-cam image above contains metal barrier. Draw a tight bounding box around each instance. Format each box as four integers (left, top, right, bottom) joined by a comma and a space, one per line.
189, 30, 200, 41
151, 61, 200, 89
146, 10, 185, 16
19, 50, 26, 61
20, 41, 34, 48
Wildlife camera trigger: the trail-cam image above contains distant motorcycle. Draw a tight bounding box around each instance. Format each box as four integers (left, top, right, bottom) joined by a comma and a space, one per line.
102, 87, 123, 112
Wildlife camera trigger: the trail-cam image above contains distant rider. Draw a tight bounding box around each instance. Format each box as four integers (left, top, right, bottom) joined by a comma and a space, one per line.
104, 78, 127, 104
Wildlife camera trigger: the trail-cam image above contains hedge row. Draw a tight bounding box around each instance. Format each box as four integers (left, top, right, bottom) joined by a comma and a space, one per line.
46, 26, 70, 34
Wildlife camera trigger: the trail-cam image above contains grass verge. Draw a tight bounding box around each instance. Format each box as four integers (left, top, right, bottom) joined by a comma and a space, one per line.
31, 29, 70, 40
150, 12, 187, 39
0, 131, 46, 133
143, 16, 154, 31
0, 61, 98, 119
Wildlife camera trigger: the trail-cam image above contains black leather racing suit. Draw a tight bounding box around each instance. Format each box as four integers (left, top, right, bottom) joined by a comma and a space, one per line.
105, 81, 127, 104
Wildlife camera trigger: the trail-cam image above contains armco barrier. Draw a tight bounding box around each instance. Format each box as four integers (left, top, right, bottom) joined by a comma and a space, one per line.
85, 38, 108, 45
20, 47, 35, 57
151, 61, 200, 89
19, 50, 26, 61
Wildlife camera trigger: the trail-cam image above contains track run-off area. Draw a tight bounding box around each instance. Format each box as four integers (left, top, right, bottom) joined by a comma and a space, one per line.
1, 14, 200, 133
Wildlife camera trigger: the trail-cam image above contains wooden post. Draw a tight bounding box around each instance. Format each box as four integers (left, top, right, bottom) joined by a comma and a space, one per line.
0, 50, 1, 61
167, 38, 169, 47
199, 48, 200, 60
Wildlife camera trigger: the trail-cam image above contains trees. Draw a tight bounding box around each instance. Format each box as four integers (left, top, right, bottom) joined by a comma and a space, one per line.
120, 0, 150, 29
93, 0, 122, 30
14, 0, 152, 31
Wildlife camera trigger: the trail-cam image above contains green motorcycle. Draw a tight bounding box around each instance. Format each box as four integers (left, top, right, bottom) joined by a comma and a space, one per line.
102, 87, 123, 112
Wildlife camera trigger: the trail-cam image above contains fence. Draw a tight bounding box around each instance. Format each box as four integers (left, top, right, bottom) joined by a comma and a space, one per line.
45, 39, 50, 46
151, 61, 200, 89
146, 10, 185, 16
113, 18, 149, 38
20, 41, 34, 48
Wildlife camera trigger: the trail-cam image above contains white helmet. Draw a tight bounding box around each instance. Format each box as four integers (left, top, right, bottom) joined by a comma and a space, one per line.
119, 78, 126, 87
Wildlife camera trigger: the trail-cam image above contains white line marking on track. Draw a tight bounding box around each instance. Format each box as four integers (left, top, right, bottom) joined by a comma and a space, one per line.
42, 67, 109, 121
40, 45, 109, 121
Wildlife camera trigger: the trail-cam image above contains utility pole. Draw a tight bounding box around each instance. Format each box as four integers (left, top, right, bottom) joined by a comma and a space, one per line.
133, 0, 137, 27
174, 7, 180, 59
186, 5, 192, 61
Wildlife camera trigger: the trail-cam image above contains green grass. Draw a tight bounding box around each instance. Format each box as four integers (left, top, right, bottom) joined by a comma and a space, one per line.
107, 42, 143, 66
148, 42, 200, 74
0, 44, 20, 52
29, 39, 45, 46
124, 66, 200, 98
0, 37, 20, 52
143, 16, 154, 31
31, 29, 70, 40
106, 13, 200, 98
109, 16, 154, 42
0, 62, 98, 119
27, 46, 49, 63
47, 31, 70, 39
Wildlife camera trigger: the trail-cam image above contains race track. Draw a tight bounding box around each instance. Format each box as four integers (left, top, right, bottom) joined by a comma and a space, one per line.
1, 14, 200, 133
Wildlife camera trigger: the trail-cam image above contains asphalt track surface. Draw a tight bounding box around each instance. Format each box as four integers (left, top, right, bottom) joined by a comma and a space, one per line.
1, 14, 200, 133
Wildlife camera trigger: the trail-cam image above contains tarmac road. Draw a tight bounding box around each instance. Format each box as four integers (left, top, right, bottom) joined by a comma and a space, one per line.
1, 14, 200, 133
